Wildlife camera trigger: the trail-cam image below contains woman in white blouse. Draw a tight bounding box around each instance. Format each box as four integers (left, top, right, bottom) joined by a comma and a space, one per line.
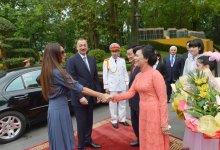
182, 39, 204, 75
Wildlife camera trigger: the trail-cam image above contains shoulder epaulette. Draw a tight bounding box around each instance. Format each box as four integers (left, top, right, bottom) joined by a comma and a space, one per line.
104, 58, 110, 71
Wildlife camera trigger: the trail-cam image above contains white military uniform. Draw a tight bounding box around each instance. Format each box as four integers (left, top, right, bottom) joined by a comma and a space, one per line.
103, 56, 129, 124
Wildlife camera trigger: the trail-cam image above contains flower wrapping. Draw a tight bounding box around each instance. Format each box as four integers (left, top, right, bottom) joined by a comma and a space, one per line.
171, 71, 220, 138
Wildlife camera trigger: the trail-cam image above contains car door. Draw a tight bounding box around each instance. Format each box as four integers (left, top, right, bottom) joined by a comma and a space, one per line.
3, 69, 48, 123
21, 70, 48, 123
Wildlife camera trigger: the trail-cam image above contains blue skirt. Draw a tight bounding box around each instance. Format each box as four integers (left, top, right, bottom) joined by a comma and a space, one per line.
48, 96, 75, 150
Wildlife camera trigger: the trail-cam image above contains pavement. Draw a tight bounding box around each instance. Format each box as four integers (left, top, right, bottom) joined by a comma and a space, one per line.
0, 102, 185, 150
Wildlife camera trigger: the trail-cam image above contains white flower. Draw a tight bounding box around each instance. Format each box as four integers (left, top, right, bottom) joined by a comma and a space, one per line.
203, 105, 208, 110
216, 95, 220, 105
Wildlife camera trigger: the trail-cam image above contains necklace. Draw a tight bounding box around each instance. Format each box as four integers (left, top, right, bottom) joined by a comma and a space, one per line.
109, 64, 118, 73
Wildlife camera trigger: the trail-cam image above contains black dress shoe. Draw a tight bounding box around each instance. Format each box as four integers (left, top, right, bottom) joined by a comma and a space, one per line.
112, 123, 119, 129
87, 142, 101, 148
119, 121, 129, 126
130, 140, 139, 147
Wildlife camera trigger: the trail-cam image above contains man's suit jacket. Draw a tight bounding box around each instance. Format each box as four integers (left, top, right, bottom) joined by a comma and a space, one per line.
182, 52, 188, 66
156, 62, 167, 80
128, 65, 140, 111
66, 53, 101, 107
163, 55, 183, 82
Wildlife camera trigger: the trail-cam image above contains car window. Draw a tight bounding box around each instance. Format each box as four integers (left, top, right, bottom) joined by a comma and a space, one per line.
22, 70, 41, 89
6, 77, 25, 92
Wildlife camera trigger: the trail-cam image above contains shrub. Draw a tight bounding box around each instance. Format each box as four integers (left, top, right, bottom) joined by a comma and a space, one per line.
6, 48, 37, 59
0, 43, 12, 49
139, 40, 186, 54
0, 17, 16, 35
4, 38, 30, 49
66, 52, 74, 60
2, 57, 35, 69
97, 63, 103, 72
88, 49, 106, 63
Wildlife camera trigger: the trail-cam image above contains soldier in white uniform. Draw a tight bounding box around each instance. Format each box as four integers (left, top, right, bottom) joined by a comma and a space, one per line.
103, 43, 129, 129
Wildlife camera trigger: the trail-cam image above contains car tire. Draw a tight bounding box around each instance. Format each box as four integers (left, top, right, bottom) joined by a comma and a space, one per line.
0, 111, 26, 144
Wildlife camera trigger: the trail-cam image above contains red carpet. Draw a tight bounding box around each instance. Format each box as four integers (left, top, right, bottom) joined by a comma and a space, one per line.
25, 118, 183, 150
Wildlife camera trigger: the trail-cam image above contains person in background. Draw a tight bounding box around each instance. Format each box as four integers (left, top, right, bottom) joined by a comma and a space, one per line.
183, 39, 204, 75
153, 50, 167, 79
181, 40, 191, 68
23, 59, 31, 67
163, 46, 183, 102
103, 43, 129, 129
111, 45, 170, 150
40, 43, 109, 150
126, 45, 142, 147
66, 38, 102, 150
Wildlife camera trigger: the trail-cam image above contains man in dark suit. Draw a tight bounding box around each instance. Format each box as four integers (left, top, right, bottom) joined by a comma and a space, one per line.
126, 45, 142, 147
153, 50, 167, 79
163, 46, 183, 103
66, 38, 101, 150
181, 40, 191, 73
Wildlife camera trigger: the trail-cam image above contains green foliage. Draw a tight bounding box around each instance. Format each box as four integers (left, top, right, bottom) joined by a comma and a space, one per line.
126, 63, 132, 71
2, 57, 35, 69
97, 63, 103, 72
66, 52, 74, 61
6, 48, 37, 59
0, 43, 12, 49
88, 49, 106, 63
120, 45, 127, 58
139, 40, 186, 54
0, 0, 219, 52
0, 17, 16, 35
4, 38, 30, 49
214, 44, 220, 51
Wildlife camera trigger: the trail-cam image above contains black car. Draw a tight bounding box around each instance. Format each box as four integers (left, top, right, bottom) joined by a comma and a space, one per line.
0, 67, 49, 143
0, 67, 104, 144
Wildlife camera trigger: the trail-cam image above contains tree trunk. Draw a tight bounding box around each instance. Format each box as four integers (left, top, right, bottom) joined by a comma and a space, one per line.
108, 0, 120, 43
130, 0, 138, 45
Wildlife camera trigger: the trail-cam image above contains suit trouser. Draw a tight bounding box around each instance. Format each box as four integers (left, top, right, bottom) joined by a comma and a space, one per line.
109, 91, 126, 124
130, 107, 139, 139
166, 80, 175, 102
73, 103, 93, 149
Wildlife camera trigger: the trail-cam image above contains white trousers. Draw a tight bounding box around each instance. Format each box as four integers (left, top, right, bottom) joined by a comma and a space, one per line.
109, 91, 127, 124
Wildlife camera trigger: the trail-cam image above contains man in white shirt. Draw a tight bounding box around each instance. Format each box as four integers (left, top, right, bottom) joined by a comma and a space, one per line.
103, 43, 129, 128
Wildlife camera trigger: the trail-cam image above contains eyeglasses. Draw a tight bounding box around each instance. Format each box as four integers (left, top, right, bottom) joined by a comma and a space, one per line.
60, 51, 66, 55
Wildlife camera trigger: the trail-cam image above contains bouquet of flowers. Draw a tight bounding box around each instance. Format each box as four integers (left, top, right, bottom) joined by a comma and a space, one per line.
171, 71, 220, 138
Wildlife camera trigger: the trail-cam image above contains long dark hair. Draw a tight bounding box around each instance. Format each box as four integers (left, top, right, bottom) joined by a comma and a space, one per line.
40, 43, 68, 100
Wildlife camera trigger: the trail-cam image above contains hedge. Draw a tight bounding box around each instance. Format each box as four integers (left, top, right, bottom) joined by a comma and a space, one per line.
6, 48, 37, 59
4, 38, 30, 49
0, 43, 12, 49
88, 49, 106, 63
139, 40, 186, 54
2, 57, 35, 69
0, 17, 16, 35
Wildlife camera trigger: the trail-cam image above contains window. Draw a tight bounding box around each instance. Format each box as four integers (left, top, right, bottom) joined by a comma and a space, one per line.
22, 70, 41, 89
6, 77, 25, 92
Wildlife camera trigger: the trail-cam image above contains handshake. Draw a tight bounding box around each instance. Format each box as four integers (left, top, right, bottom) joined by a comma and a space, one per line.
97, 93, 113, 103
79, 93, 113, 105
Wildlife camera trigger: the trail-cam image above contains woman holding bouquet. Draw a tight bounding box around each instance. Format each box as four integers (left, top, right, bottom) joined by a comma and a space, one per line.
112, 45, 170, 150
183, 53, 220, 150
